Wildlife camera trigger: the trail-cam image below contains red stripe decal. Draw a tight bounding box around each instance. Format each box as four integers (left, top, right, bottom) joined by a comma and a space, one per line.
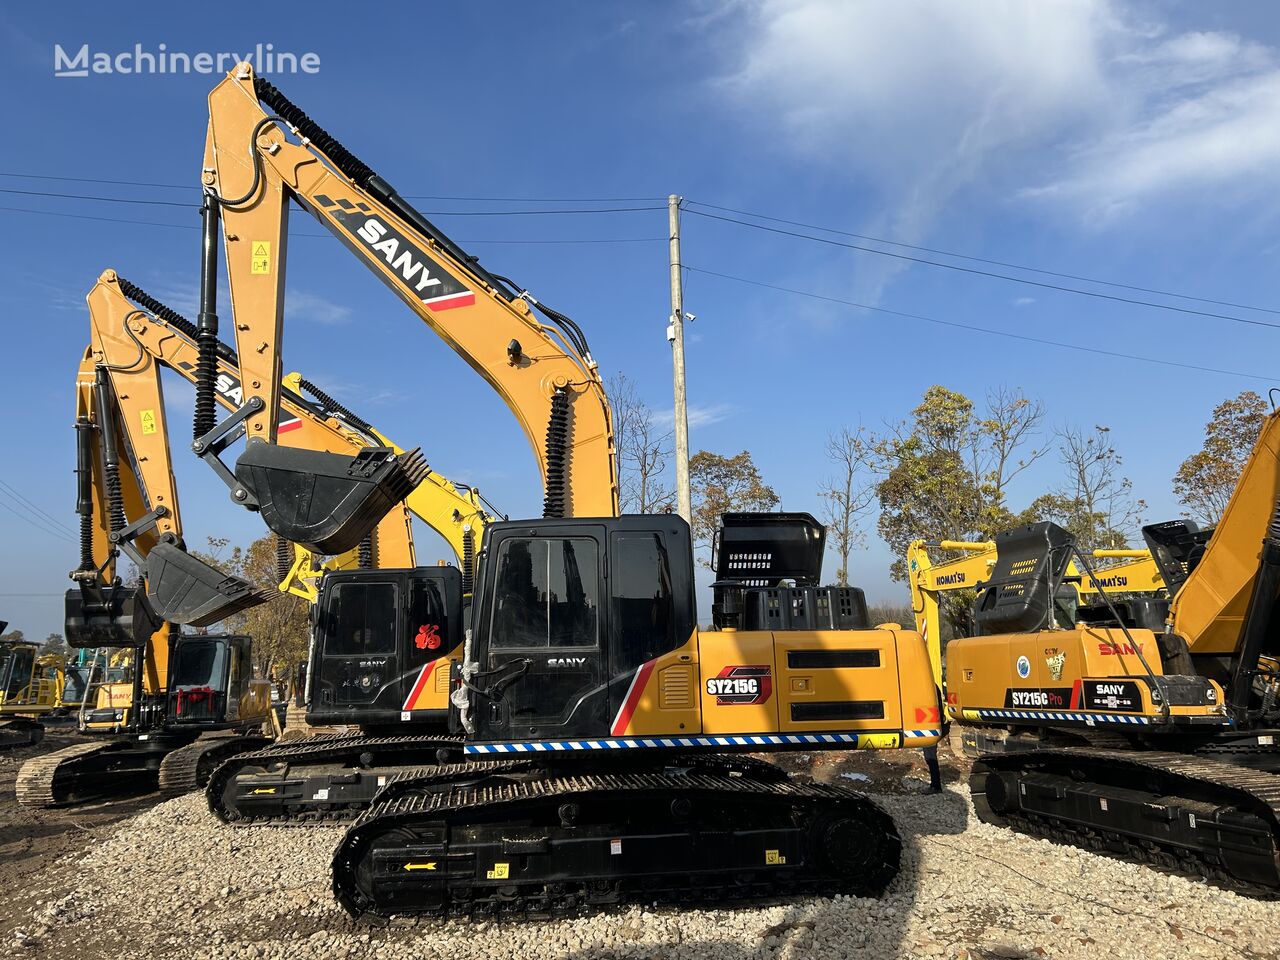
610, 660, 656, 736
401, 661, 438, 712
278, 419, 303, 434
425, 292, 476, 312
1069, 678, 1082, 709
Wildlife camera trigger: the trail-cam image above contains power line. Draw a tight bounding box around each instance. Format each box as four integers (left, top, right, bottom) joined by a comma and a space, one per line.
0, 493, 76, 544
683, 208, 1280, 331
686, 200, 1280, 317
0, 172, 666, 204
0, 187, 195, 208
0, 479, 75, 536
686, 264, 1273, 382
0, 206, 662, 244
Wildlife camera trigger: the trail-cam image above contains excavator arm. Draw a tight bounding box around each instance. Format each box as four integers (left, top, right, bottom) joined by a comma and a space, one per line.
196, 65, 616, 553
89, 271, 492, 599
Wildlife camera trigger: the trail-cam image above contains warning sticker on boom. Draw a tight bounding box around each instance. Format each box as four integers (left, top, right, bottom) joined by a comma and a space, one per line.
706, 665, 772, 706
251, 241, 271, 275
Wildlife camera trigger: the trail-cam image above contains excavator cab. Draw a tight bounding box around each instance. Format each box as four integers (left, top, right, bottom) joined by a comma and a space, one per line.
308, 566, 463, 728
462, 517, 693, 743
167, 634, 258, 725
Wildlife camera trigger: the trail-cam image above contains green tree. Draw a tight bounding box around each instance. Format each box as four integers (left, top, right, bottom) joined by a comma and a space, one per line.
0, 628, 25, 643
1173, 390, 1268, 524
42, 633, 69, 658
689, 450, 780, 567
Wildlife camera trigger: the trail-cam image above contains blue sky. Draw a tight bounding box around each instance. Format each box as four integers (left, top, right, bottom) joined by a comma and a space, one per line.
2, 2, 1279, 640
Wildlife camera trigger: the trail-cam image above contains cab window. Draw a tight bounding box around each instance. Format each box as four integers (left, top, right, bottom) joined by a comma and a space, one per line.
327, 582, 397, 655
610, 532, 676, 672
491, 538, 598, 649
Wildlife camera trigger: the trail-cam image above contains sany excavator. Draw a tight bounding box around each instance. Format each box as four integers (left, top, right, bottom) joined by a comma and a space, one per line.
18, 345, 274, 806
907, 537, 1163, 686
948, 407, 1280, 893
191, 66, 943, 920
87, 270, 495, 728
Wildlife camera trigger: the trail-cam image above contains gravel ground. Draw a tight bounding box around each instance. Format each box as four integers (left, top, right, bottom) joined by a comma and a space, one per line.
4, 754, 1279, 960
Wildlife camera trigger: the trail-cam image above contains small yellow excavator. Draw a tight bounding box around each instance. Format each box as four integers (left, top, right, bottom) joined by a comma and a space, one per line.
947, 406, 1280, 893
190, 66, 945, 920
0, 637, 96, 749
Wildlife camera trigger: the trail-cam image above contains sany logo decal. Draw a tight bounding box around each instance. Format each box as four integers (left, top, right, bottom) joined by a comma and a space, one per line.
1098, 641, 1144, 656
706, 665, 772, 706
313, 194, 475, 312
176, 361, 301, 433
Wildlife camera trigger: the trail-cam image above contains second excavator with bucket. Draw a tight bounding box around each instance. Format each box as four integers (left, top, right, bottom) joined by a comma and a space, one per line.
17, 334, 274, 806
947, 406, 1280, 893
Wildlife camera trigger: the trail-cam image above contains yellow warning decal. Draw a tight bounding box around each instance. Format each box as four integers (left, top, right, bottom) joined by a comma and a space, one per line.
250, 788, 276, 795
486, 863, 510, 880
251, 241, 271, 275
765, 849, 786, 865
858, 733, 901, 749
403, 862, 437, 872
961, 709, 981, 722
139, 409, 157, 435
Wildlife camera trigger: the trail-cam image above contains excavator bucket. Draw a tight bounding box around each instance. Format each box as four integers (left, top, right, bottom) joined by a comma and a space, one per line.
65, 582, 163, 649
143, 542, 271, 628
234, 444, 428, 555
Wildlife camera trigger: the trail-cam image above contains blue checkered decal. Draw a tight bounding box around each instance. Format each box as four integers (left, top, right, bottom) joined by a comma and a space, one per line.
974, 708, 1151, 725
463, 730, 942, 755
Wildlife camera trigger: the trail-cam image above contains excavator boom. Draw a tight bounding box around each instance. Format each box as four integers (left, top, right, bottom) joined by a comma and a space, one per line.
197, 66, 616, 552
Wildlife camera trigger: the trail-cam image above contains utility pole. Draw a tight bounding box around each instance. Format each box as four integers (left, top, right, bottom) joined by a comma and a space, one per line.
667, 194, 692, 525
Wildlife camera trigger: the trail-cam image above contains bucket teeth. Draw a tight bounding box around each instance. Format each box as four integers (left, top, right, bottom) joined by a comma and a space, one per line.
144, 542, 271, 628
234, 445, 428, 555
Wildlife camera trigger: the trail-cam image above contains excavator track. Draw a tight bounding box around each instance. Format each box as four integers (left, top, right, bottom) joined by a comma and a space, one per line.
0, 717, 44, 751
333, 763, 899, 922
206, 733, 463, 824
971, 746, 1280, 896
157, 733, 273, 797
16, 741, 117, 807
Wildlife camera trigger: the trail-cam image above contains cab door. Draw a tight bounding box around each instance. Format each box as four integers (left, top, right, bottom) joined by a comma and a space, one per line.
473, 527, 607, 741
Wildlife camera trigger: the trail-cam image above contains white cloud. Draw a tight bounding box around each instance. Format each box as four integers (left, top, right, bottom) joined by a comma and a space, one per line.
652, 402, 734, 430
1013, 297, 1036, 307
717, 1, 1280, 277
283, 289, 353, 326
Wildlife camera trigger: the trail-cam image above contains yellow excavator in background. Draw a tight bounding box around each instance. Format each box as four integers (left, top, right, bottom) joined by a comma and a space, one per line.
907, 536, 1163, 677
191, 67, 945, 920
947, 407, 1280, 893
0, 636, 96, 749
17, 339, 274, 807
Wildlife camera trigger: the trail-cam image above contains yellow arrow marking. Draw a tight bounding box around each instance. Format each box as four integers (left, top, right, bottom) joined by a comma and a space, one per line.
403, 862, 437, 872
250, 788, 277, 795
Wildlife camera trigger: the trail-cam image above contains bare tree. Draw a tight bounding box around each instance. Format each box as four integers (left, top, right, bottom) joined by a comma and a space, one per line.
1029, 425, 1145, 553
608, 372, 675, 514
818, 427, 875, 586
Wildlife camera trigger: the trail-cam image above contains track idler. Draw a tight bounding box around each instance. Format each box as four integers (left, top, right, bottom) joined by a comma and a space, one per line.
234, 444, 428, 555
64, 581, 162, 648
143, 542, 270, 627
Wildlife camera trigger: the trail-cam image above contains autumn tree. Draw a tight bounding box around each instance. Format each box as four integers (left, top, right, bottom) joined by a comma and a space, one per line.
1027, 425, 1144, 553
689, 450, 780, 567
42, 633, 69, 658
1173, 390, 1268, 524
0, 628, 24, 643
818, 427, 875, 586
862, 385, 1046, 582
189, 535, 309, 678
608, 372, 675, 514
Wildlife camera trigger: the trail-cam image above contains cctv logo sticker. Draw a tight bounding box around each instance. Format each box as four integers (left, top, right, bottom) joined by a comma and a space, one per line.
706, 665, 772, 706
312, 193, 475, 312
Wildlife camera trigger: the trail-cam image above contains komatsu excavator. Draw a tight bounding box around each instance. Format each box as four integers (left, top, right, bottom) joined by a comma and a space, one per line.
16, 344, 274, 806
190, 67, 944, 919
947, 407, 1280, 893
0, 639, 95, 749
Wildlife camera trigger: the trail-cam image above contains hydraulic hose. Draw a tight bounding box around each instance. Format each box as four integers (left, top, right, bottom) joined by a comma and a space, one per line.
93, 368, 126, 535
193, 194, 222, 442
